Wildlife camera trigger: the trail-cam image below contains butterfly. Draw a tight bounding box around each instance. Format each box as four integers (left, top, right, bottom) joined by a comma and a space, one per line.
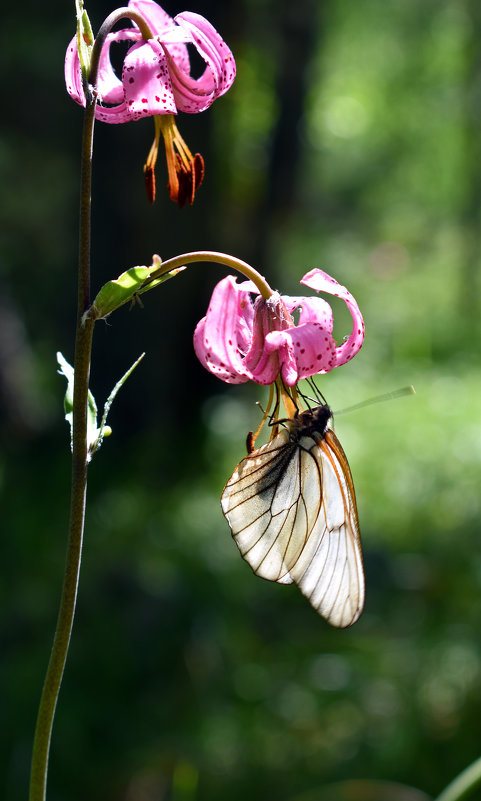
220, 403, 364, 627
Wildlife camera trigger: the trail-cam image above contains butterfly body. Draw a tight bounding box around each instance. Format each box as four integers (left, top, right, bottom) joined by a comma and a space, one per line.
287, 404, 332, 447
221, 403, 364, 627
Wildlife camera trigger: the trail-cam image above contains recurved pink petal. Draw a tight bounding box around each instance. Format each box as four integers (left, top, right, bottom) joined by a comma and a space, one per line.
167, 11, 236, 113
235, 285, 256, 354
284, 295, 334, 329
129, 0, 192, 74
65, 30, 141, 110
193, 276, 254, 384
121, 40, 177, 118
128, 0, 177, 35
263, 331, 299, 386
266, 323, 337, 382
65, 35, 85, 106
97, 30, 139, 104
300, 269, 364, 367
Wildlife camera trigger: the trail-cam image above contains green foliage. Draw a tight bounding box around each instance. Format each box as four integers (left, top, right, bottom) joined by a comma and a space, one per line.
57, 350, 101, 452
88, 257, 184, 320
56, 351, 146, 457
75, 0, 94, 84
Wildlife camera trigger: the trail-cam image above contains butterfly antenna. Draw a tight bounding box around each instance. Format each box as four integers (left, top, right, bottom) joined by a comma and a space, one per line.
336, 385, 415, 416
299, 377, 329, 409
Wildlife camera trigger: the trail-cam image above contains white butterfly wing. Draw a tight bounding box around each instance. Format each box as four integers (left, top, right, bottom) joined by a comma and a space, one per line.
221, 427, 364, 628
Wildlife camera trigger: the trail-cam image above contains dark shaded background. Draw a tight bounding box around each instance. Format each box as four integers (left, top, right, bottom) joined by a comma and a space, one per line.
3, 0, 481, 799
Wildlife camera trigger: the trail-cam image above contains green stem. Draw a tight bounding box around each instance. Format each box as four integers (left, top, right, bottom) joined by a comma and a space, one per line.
89, 6, 154, 82
28, 80, 96, 801
28, 5, 163, 798
434, 757, 481, 801
145, 250, 274, 299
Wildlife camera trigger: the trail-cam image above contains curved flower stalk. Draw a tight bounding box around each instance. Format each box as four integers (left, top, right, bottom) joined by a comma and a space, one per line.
194, 268, 365, 387
65, 0, 236, 205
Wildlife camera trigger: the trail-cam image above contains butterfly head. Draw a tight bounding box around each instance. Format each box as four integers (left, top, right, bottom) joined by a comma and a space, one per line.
290, 403, 332, 440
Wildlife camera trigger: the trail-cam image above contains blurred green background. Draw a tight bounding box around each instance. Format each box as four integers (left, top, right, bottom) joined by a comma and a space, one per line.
2, 0, 481, 799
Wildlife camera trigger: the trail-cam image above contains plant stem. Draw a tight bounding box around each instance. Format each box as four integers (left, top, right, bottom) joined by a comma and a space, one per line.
29, 7, 157, 794
28, 91, 96, 801
435, 757, 481, 801
89, 6, 154, 76
146, 250, 275, 299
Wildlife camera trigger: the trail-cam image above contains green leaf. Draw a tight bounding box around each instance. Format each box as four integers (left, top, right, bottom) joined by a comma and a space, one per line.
57, 352, 145, 459
88, 266, 151, 320
57, 352, 99, 455
86, 256, 185, 321
90, 353, 145, 456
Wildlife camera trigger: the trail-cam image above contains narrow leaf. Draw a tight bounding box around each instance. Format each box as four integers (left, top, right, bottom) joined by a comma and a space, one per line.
90, 353, 145, 455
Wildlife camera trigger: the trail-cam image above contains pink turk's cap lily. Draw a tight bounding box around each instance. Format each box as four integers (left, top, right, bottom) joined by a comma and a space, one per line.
65, 0, 235, 205
65, 0, 236, 121
193, 269, 365, 386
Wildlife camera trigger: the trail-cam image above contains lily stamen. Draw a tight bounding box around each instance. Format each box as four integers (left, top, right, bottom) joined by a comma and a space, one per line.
156, 114, 205, 207
143, 117, 162, 203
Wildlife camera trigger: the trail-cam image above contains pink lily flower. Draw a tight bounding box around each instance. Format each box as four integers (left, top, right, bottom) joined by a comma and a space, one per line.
65, 0, 235, 205
194, 269, 364, 386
